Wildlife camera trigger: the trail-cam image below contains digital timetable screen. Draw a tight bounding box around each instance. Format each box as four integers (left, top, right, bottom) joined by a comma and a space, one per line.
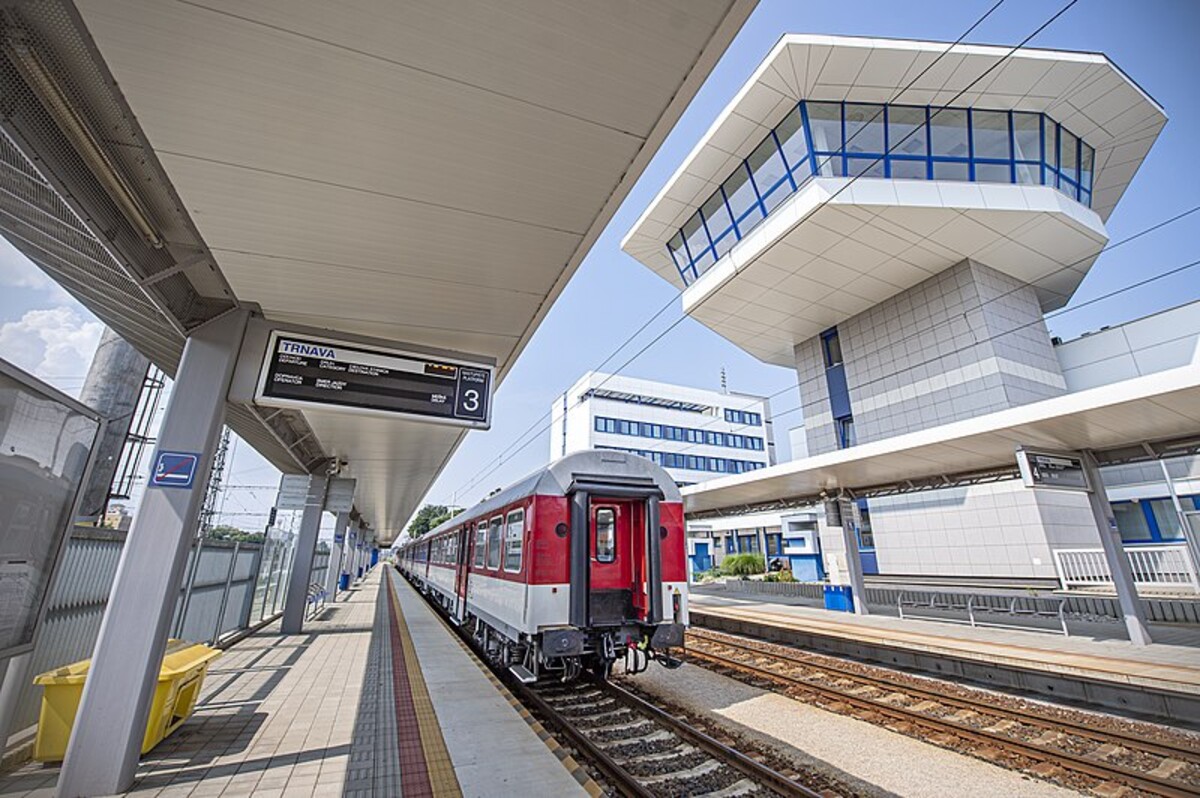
255, 333, 493, 428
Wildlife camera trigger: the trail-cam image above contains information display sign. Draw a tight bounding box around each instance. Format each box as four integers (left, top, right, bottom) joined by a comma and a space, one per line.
255, 332, 493, 429
1016, 449, 1090, 492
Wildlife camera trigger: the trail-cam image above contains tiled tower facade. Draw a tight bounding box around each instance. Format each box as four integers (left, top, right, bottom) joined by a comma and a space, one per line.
795, 260, 1066, 456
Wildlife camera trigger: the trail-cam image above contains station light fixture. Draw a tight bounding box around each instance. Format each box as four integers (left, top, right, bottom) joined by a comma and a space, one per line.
4, 33, 164, 248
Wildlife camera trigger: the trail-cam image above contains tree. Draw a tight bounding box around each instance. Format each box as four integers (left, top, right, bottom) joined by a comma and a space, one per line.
407, 504, 462, 538
206, 524, 266, 544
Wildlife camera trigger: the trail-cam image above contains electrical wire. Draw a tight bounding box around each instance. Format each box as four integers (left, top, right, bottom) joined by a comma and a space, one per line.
444, 0, 1094, 506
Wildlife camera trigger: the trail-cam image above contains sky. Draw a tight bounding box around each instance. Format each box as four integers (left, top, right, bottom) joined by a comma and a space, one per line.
1, 0, 1197, 537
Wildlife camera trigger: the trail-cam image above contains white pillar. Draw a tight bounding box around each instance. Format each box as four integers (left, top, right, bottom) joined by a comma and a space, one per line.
281, 476, 328, 634
839, 521, 870, 616
325, 512, 349, 599
1081, 450, 1151, 646
59, 311, 248, 797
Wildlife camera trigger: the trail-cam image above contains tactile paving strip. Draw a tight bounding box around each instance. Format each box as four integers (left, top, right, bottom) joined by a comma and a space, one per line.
385, 575, 462, 797
402, 573, 603, 797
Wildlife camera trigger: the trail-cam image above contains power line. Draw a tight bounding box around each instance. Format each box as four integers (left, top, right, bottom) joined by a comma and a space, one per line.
446, 0, 1088, 505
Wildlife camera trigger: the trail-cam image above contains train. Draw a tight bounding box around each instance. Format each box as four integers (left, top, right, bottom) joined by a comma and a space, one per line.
396, 450, 688, 681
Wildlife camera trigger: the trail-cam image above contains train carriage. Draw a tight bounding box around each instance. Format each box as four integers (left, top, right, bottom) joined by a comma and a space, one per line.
398, 450, 687, 681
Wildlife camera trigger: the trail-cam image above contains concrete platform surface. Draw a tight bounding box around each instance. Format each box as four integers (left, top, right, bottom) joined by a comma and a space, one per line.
0, 567, 591, 797
690, 589, 1200, 696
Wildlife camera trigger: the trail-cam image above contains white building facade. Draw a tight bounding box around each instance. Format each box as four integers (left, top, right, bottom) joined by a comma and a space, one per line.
621, 35, 1197, 592
551, 372, 779, 571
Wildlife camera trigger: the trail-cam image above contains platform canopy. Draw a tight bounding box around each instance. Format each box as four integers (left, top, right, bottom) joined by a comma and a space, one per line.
0, 0, 754, 543
684, 365, 1200, 517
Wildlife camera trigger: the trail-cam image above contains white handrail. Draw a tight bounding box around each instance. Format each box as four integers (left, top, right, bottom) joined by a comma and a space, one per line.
1054, 544, 1200, 593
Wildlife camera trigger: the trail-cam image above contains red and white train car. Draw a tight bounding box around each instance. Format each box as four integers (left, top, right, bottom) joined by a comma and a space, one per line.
397, 450, 687, 680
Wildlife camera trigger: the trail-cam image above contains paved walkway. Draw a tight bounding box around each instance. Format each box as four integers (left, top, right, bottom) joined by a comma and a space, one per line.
0, 567, 592, 797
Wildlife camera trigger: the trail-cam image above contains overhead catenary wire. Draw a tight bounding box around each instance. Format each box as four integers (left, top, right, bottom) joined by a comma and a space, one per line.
446, 0, 1019, 504
447, 0, 1122, 507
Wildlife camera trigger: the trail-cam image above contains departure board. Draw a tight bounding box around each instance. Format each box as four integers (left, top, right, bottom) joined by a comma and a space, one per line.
1016, 450, 1089, 492
255, 333, 493, 428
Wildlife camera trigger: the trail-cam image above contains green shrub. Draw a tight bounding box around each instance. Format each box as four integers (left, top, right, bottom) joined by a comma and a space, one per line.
719, 553, 765, 576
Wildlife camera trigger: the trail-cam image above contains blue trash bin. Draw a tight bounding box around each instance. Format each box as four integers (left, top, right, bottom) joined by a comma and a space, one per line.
357, 566, 364, 579
339, 573, 350, 591
823, 585, 854, 612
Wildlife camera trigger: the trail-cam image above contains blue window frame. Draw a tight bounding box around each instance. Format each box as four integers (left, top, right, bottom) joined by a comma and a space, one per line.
1112, 496, 1194, 544
668, 101, 1096, 285
836, 416, 855, 450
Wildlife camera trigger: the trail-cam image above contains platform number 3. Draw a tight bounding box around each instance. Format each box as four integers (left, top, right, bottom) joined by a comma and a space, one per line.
462, 389, 480, 412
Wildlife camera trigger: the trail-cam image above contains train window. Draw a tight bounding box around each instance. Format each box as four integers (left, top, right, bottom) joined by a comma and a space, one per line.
473, 523, 487, 567
504, 509, 525, 572
487, 516, 503, 569
595, 508, 615, 563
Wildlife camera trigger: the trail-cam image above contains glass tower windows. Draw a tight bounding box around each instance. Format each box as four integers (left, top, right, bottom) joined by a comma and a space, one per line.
669, 100, 1096, 285
929, 108, 969, 158
844, 104, 885, 154
775, 107, 809, 177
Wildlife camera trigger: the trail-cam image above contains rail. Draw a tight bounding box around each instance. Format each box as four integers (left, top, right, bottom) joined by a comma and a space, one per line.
686, 628, 1200, 798
1054, 545, 1200, 593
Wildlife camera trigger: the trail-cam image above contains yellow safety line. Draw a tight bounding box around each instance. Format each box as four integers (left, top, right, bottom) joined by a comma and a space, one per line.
387, 577, 463, 797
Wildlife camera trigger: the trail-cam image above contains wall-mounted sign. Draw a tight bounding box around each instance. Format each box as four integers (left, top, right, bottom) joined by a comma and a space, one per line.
1016, 449, 1090, 492
150, 451, 200, 489
255, 332, 492, 429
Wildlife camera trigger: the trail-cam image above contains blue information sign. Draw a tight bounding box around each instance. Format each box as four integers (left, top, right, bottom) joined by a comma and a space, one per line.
151, 451, 200, 489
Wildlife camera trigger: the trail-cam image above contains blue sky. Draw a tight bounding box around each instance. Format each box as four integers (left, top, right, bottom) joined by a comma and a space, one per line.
1, 0, 1197, 534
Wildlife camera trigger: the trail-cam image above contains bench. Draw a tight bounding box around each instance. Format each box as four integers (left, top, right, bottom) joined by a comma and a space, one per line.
305, 583, 328, 618
897, 590, 1068, 636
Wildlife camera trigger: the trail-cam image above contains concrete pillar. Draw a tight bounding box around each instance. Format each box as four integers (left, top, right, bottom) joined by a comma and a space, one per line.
58, 310, 248, 797
76, 328, 150, 523
281, 476, 329, 635
1081, 450, 1151, 646
325, 512, 349, 599
839, 522, 870, 616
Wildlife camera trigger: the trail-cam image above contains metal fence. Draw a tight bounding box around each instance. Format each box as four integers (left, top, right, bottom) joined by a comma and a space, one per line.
4, 527, 332, 744
714, 577, 1200, 625
1053, 545, 1200, 593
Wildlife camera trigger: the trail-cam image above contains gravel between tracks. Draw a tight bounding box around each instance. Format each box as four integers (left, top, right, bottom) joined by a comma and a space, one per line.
627, 660, 1084, 798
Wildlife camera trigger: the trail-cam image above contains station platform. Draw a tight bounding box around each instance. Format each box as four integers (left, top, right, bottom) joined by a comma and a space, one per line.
1, 567, 596, 797
690, 587, 1200, 724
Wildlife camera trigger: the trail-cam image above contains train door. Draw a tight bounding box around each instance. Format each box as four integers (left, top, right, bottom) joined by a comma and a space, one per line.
454, 526, 470, 621
589, 499, 648, 624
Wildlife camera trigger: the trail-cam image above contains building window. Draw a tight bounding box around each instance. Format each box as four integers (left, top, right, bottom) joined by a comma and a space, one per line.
822, 328, 843, 367
668, 101, 1096, 285
1113, 502, 1152, 543
857, 503, 875, 549
766, 533, 782, 556
836, 416, 856, 449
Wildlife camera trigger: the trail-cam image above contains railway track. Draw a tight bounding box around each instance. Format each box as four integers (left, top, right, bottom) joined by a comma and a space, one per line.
526, 677, 821, 798
403, 572, 823, 797
685, 627, 1200, 798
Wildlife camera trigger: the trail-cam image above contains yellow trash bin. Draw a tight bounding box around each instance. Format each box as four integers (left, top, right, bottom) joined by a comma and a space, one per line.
32, 639, 221, 762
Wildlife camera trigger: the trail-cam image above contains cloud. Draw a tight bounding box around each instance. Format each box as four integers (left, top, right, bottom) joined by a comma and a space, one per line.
0, 236, 56, 290
0, 306, 104, 396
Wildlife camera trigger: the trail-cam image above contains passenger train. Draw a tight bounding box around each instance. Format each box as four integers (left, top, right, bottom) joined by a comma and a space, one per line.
396, 450, 688, 681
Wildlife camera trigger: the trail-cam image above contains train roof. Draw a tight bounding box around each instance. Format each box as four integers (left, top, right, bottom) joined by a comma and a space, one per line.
402, 450, 683, 548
